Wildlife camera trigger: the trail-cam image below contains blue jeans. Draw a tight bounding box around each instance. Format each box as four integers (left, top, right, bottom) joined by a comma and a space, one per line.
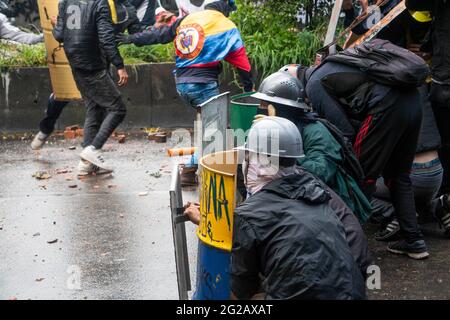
176, 82, 220, 108
372, 158, 444, 223
176, 82, 220, 167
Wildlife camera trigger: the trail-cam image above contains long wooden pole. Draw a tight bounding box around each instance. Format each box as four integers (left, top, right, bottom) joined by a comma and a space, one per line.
324, 0, 344, 46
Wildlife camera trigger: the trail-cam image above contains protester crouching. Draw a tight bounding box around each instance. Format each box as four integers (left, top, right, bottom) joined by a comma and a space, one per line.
299, 40, 431, 259
229, 116, 367, 299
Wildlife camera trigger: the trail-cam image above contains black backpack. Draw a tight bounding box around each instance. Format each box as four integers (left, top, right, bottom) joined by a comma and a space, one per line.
323, 39, 430, 88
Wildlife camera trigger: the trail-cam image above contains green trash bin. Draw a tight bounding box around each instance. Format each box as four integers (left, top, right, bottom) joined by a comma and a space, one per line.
229, 92, 259, 132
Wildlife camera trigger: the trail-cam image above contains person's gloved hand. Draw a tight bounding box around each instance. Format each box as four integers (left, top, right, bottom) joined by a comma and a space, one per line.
116, 33, 133, 45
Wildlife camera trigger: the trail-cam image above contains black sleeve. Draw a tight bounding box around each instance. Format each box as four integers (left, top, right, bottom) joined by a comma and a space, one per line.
406, 0, 435, 11
96, 1, 124, 69
230, 215, 260, 299
131, 17, 182, 46
306, 77, 356, 139
140, 0, 157, 26
328, 194, 373, 278
129, 0, 145, 7
127, 19, 145, 35
52, 0, 66, 43
236, 68, 254, 92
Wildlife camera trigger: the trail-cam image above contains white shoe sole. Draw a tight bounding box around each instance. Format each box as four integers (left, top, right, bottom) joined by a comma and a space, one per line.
31, 137, 47, 150
387, 247, 430, 260
80, 150, 113, 172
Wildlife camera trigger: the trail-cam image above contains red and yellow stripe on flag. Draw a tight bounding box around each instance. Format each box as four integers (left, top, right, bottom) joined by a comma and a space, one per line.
174, 10, 249, 70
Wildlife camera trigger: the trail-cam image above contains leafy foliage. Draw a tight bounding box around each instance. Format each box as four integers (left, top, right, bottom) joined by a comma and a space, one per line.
1, 0, 335, 72
0, 42, 46, 67
230, 0, 327, 80
0, 40, 174, 67
119, 43, 174, 64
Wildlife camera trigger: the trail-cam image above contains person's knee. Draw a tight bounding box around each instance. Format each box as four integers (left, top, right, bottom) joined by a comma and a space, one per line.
111, 100, 127, 123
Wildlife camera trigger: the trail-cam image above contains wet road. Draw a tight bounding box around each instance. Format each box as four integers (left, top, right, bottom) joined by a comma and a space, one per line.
0, 136, 199, 300
0, 137, 449, 300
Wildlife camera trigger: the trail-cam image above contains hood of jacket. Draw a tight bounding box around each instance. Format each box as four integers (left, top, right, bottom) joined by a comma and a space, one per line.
261, 171, 331, 204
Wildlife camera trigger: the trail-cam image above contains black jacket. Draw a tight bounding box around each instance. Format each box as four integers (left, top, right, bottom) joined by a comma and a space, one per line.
305, 62, 391, 139
53, 0, 124, 71
416, 84, 441, 153
129, 0, 156, 26
406, 0, 450, 84
231, 171, 367, 300
114, 0, 143, 35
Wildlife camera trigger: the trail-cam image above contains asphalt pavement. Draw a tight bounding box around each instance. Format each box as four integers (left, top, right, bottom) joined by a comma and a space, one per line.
0, 136, 449, 300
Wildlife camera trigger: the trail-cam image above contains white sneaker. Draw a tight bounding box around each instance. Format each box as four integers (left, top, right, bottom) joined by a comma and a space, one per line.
79, 146, 114, 172
77, 160, 113, 177
31, 131, 49, 150
77, 159, 95, 177
92, 165, 113, 176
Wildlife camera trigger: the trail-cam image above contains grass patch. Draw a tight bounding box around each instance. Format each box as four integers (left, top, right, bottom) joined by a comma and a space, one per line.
0, 41, 174, 67
0, 42, 47, 67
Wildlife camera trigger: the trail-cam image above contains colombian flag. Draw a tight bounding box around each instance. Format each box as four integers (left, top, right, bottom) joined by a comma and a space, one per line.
174, 10, 251, 72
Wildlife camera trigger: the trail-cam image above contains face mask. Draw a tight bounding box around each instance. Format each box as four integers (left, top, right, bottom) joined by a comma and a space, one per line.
242, 153, 280, 196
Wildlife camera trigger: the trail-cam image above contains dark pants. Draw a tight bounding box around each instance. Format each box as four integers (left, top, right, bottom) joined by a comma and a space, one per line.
355, 90, 423, 242
430, 83, 450, 193
372, 158, 444, 224
39, 93, 70, 135
72, 68, 126, 150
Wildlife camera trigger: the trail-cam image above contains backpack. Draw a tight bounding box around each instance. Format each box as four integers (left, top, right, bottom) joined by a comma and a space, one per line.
323, 39, 430, 88
316, 117, 366, 188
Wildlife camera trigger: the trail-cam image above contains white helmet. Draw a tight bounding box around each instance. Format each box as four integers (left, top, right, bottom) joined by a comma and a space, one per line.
237, 116, 304, 158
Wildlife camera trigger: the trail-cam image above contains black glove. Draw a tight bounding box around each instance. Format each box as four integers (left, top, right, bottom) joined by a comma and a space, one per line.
116, 33, 133, 45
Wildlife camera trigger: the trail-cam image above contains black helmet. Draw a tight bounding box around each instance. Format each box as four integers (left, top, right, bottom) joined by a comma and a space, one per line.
252, 71, 309, 110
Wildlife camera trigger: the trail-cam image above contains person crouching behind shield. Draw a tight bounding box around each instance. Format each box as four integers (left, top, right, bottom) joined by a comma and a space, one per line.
186, 116, 368, 299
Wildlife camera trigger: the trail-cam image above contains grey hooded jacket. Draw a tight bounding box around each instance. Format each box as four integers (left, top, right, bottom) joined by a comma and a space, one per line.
0, 13, 43, 44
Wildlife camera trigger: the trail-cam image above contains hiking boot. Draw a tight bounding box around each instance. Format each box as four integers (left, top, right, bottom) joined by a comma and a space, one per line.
31, 131, 49, 150
387, 239, 429, 260
80, 146, 114, 172
375, 218, 400, 242
180, 164, 198, 186
438, 194, 450, 238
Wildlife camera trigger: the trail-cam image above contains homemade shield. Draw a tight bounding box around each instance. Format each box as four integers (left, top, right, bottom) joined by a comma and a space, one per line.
169, 163, 191, 300
194, 150, 238, 300
199, 92, 230, 157
37, 0, 81, 100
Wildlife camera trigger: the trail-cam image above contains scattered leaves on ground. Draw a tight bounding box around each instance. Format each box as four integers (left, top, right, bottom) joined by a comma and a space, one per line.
32, 171, 51, 180
150, 171, 162, 178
